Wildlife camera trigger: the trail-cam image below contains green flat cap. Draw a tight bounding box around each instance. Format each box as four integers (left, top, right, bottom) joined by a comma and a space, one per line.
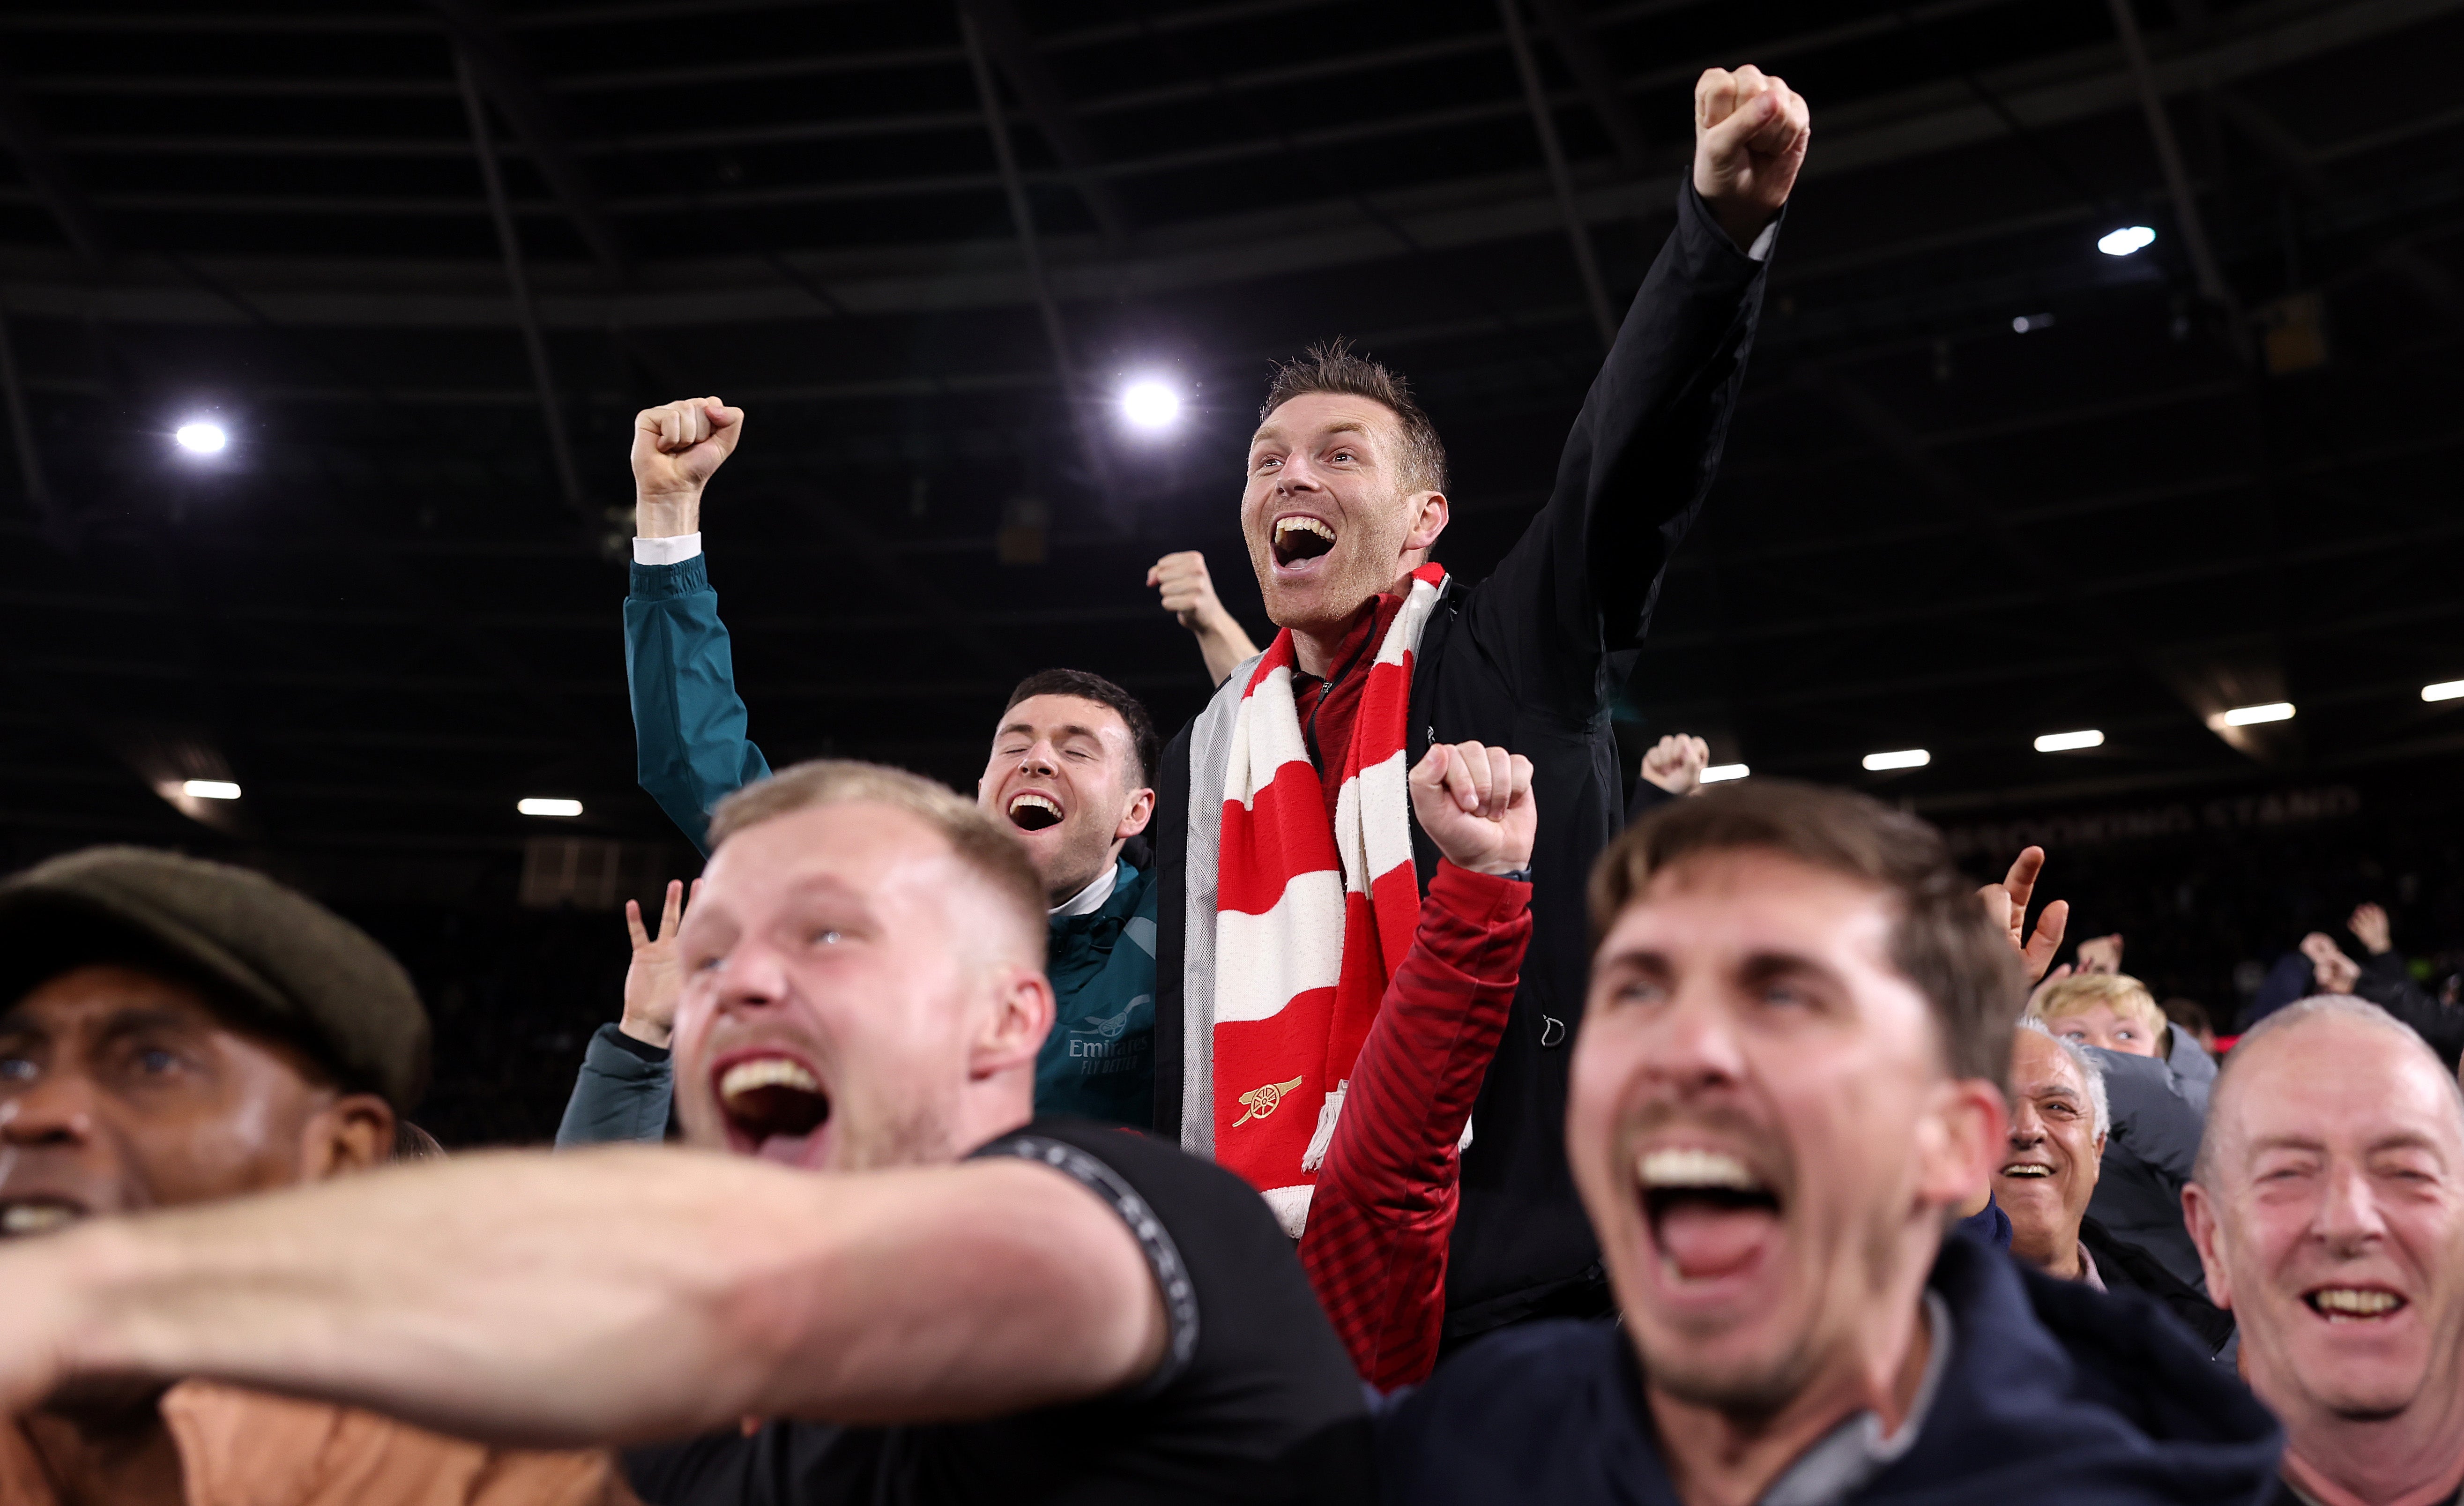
0, 847, 430, 1111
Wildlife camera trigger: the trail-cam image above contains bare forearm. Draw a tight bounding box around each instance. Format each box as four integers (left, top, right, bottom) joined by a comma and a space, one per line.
1195, 613, 1260, 687
32, 1150, 1156, 1447
637, 491, 701, 538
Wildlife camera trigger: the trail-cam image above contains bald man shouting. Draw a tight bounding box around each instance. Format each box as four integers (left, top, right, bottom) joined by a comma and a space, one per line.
2186, 997, 2464, 1506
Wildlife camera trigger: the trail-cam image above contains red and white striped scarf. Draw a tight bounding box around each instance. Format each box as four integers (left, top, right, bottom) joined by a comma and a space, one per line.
1211, 564, 1447, 1226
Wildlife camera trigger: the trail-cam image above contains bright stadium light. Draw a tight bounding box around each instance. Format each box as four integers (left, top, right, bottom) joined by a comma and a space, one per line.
1121, 380, 1181, 431
2033, 729, 2105, 753
2213, 702, 2295, 728
181, 779, 241, 800
174, 420, 228, 455
2098, 225, 2157, 257
1862, 749, 1930, 772
1700, 763, 1750, 783
519, 797, 584, 818
2425, 679, 2464, 703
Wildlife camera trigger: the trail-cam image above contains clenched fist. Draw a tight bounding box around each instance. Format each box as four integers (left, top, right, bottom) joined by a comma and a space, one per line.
1639, 733, 1711, 797
1408, 741, 1536, 879
1148, 550, 1261, 688
1692, 65, 1810, 251
633, 396, 743, 538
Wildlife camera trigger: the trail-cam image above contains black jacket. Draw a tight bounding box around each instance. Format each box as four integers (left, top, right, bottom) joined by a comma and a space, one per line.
1377, 1233, 2284, 1506
1154, 180, 1773, 1341
2081, 1213, 2235, 1356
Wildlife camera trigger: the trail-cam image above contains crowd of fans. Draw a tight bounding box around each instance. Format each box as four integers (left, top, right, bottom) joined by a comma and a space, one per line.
1, 61, 2459, 1506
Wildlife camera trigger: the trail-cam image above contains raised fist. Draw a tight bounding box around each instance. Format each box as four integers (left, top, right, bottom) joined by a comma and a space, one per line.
1148, 550, 1261, 688
1692, 65, 1810, 251
2348, 902, 2394, 956
1639, 733, 1711, 797
1408, 740, 1536, 879
1148, 550, 1231, 634
632, 397, 743, 536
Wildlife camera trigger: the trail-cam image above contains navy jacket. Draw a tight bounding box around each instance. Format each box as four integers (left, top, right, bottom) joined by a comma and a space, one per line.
1377, 1234, 2283, 1505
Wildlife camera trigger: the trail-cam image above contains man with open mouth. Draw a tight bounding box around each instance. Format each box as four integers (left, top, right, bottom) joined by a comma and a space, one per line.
0, 764, 1373, 1506
0, 848, 632, 1506
1376, 779, 2281, 1505
1145, 65, 1810, 1348
568, 397, 1174, 1141
2187, 995, 2464, 1506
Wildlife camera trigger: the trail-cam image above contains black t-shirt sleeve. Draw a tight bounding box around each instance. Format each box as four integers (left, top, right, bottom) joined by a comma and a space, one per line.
627, 1118, 1371, 1506
969, 1123, 1203, 1395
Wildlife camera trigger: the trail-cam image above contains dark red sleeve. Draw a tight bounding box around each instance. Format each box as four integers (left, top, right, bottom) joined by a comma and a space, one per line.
1297, 860, 1531, 1388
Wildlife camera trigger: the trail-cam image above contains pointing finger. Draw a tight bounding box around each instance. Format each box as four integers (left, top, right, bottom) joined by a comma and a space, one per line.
625, 898, 650, 951
658, 877, 685, 939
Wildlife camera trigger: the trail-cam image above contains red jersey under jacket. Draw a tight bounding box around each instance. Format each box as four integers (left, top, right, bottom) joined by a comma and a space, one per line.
1298, 859, 1532, 1388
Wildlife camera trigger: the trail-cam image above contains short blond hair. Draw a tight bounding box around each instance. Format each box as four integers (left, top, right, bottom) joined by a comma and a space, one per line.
2028, 973, 2165, 1039
707, 760, 1045, 966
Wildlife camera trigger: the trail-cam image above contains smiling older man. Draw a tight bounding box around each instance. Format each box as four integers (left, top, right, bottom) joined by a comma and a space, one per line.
1376, 780, 2280, 1506
2186, 995, 2464, 1506
1998, 1020, 2233, 1355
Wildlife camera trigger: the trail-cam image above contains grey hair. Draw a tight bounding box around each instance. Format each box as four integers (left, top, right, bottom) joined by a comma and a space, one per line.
2194, 994, 2464, 1187
2018, 1017, 2110, 1141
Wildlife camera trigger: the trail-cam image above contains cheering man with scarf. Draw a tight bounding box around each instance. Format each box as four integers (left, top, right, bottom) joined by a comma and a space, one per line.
1152, 65, 1809, 1346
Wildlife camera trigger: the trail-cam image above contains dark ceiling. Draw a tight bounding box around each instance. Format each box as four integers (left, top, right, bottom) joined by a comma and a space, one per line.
0, 0, 2459, 904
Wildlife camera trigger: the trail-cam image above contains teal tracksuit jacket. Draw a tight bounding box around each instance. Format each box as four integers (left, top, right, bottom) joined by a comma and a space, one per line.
554, 553, 1155, 1147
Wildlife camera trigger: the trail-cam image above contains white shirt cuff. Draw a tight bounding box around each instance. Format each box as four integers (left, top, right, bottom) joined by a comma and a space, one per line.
1746, 220, 1778, 263
633, 532, 703, 567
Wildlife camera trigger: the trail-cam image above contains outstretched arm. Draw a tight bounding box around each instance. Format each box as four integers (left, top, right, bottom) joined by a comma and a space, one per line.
626, 398, 771, 854
1473, 68, 1808, 707
1301, 743, 1534, 1387
0, 1148, 1166, 1447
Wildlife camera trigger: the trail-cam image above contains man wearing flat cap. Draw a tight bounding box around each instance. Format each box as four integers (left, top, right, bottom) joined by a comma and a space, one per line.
0, 846, 636, 1506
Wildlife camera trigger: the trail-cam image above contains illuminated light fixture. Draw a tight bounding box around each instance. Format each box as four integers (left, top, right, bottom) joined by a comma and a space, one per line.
2425, 679, 2464, 703
174, 421, 228, 454
2097, 225, 2158, 257
1121, 380, 1180, 430
181, 779, 241, 800
1862, 749, 1930, 772
2010, 313, 2055, 334
1699, 763, 1750, 783
2033, 729, 2105, 753
2211, 702, 2295, 728
519, 797, 584, 818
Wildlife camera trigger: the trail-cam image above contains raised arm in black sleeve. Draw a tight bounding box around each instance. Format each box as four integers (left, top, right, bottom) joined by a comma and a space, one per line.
1465, 181, 1775, 715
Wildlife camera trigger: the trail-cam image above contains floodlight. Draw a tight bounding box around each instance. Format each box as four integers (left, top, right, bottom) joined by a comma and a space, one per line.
2098, 225, 2158, 257
2011, 313, 2055, 334
174, 421, 228, 455
1121, 380, 1180, 430
2425, 680, 2464, 703
181, 779, 241, 800
2033, 730, 2105, 753
2211, 702, 2295, 728
1861, 749, 1930, 771
519, 798, 585, 818
1699, 763, 1749, 783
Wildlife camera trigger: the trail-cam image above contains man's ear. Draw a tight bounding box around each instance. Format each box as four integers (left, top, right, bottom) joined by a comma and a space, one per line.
972, 966, 1056, 1082
299, 1092, 396, 1180
1116, 785, 1156, 841
1915, 1077, 2007, 1214
1404, 491, 1449, 553
2182, 1182, 2233, 1312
